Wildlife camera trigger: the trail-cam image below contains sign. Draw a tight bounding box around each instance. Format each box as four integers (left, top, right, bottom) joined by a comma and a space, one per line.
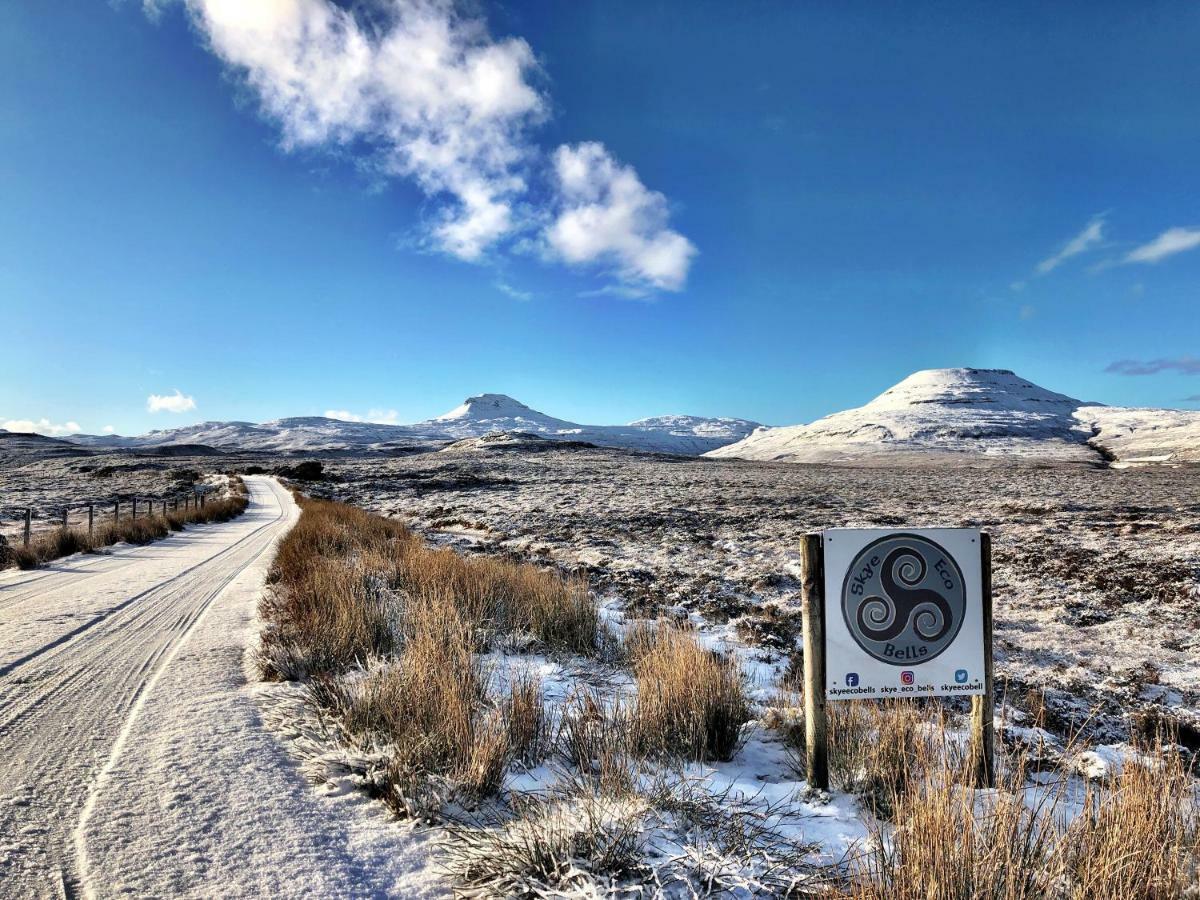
823, 528, 984, 699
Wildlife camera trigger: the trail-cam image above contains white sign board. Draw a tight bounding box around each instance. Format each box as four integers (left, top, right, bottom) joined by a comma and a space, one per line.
823, 528, 985, 700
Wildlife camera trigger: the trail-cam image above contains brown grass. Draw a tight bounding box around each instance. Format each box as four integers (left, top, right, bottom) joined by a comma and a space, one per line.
626, 620, 750, 762
260, 494, 608, 813
852, 765, 1056, 899
1060, 742, 1199, 899
324, 596, 511, 814
260, 495, 602, 680
11, 480, 248, 569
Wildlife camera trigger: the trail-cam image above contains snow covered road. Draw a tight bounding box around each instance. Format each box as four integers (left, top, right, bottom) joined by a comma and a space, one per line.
0, 476, 441, 899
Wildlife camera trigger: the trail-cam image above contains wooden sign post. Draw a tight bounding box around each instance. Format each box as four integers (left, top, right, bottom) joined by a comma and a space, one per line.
969, 533, 995, 788
802, 529, 994, 792
800, 534, 829, 791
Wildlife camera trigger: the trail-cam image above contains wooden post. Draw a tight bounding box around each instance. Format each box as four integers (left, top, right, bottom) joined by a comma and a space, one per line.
200, 491, 205, 510
970, 533, 995, 788
24, 509, 32, 547
61, 508, 68, 528
800, 532, 829, 791
132, 497, 138, 520
88, 504, 95, 536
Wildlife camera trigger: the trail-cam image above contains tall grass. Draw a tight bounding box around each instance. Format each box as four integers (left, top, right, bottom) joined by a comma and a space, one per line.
10, 481, 248, 570
627, 620, 750, 762
260, 494, 606, 815
260, 495, 601, 680
1060, 741, 1200, 899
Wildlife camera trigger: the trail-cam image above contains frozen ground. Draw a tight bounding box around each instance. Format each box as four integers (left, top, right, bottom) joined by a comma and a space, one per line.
309, 445, 1200, 747
0, 477, 443, 898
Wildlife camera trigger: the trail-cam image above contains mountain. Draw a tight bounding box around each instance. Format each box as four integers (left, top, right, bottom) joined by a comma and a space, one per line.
0, 430, 91, 463
706, 368, 1200, 466
64, 395, 761, 457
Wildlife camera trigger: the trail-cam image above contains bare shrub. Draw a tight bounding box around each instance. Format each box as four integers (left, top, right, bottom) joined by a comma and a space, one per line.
628, 621, 749, 762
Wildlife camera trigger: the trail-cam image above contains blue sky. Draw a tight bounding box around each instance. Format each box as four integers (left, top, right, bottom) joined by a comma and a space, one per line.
2, 0, 1199, 437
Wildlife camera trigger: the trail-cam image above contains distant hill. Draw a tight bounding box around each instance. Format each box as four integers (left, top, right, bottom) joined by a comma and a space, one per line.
706, 368, 1200, 466
63, 395, 761, 457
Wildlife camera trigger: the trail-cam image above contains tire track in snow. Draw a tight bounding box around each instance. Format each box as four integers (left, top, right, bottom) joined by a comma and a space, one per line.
0, 477, 294, 899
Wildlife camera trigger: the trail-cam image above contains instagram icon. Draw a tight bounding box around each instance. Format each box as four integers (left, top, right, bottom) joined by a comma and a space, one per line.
900, 671, 915, 686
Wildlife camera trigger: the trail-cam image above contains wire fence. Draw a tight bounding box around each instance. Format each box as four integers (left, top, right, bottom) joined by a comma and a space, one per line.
1, 485, 219, 548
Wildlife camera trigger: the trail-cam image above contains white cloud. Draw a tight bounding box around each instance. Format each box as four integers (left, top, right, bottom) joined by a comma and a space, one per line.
545, 142, 697, 291
167, 0, 545, 262
1124, 227, 1200, 264
147, 1, 694, 292
324, 408, 401, 424
495, 280, 533, 301
102, 425, 117, 434
1036, 215, 1105, 274
2, 418, 82, 437
147, 390, 197, 414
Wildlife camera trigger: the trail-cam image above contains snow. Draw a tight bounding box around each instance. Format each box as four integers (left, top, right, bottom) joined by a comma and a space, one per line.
708, 367, 1200, 465
62, 394, 760, 457
0, 477, 446, 898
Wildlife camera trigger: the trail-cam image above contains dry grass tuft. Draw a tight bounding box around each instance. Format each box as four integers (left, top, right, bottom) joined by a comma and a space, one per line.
442, 789, 649, 895
853, 765, 1056, 899
1061, 741, 1199, 899
322, 598, 510, 814
627, 621, 750, 762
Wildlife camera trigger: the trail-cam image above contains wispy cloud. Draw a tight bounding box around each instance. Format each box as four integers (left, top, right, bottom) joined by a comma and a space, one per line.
325, 408, 401, 424
148, 1, 694, 292
1105, 356, 1200, 376
147, 390, 196, 413
495, 280, 533, 301
1036, 215, 1105, 274
1123, 227, 1200, 264
1, 417, 82, 437
1183, 394, 1200, 403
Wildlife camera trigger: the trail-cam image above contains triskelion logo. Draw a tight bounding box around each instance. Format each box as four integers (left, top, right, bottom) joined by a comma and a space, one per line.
841, 534, 966, 666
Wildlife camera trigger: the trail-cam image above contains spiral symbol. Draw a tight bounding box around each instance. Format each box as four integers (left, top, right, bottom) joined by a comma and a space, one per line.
842, 534, 968, 666
854, 547, 954, 643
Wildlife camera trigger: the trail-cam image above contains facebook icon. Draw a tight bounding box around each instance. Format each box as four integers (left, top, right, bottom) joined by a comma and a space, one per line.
845, 673, 859, 687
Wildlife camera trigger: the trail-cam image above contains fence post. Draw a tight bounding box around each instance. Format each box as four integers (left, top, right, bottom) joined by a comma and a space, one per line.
114, 499, 120, 523
970, 533, 995, 788
800, 532, 829, 792
132, 497, 138, 520
89, 504, 95, 536
24, 509, 32, 547
62, 508, 68, 529
200, 491, 206, 510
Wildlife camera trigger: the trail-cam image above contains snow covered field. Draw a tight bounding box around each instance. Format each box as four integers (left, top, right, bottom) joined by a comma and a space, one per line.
313, 446, 1200, 746
2, 443, 1197, 896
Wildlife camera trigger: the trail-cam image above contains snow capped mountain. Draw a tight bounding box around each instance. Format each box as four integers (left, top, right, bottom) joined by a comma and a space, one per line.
63, 395, 760, 457
707, 368, 1200, 465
